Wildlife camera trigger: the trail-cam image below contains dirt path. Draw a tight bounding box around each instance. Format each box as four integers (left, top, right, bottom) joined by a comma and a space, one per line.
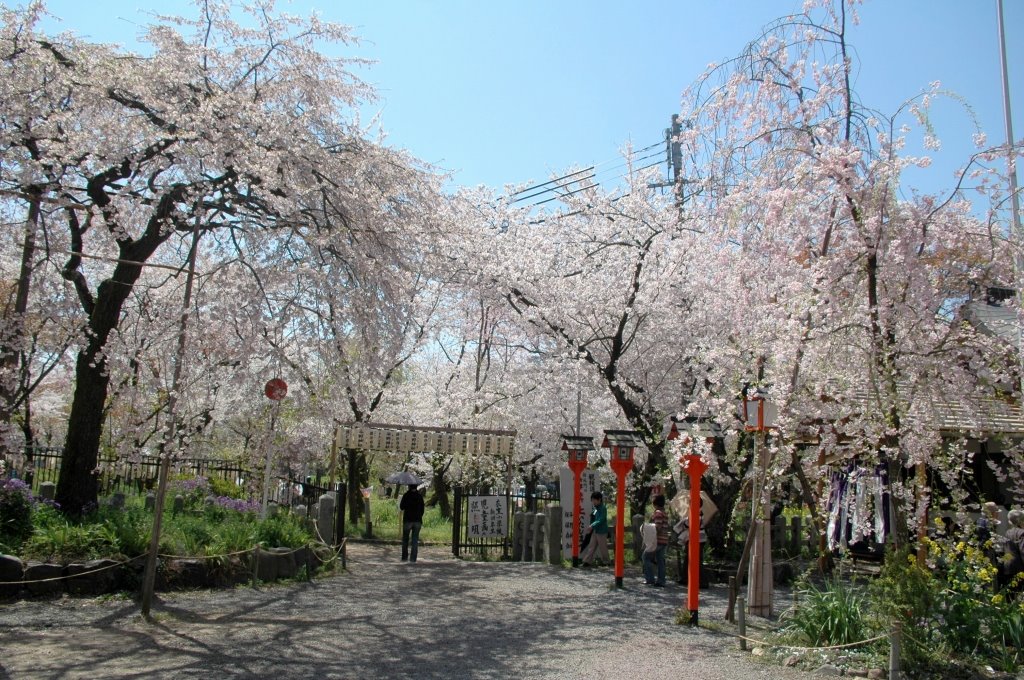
0, 543, 810, 679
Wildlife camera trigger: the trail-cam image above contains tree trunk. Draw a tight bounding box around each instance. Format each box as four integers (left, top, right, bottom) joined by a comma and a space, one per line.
865, 249, 909, 548
0, 191, 39, 459
57, 281, 134, 514
57, 239, 160, 514
346, 448, 368, 523
428, 467, 452, 520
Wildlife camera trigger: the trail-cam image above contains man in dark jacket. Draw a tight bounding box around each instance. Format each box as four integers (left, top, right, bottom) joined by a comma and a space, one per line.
399, 484, 425, 562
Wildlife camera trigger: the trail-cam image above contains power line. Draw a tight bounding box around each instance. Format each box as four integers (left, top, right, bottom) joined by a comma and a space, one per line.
507, 166, 595, 200
506, 140, 663, 206
510, 171, 596, 205
501, 117, 689, 214
516, 157, 669, 210
589, 149, 667, 183
531, 184, 595, 207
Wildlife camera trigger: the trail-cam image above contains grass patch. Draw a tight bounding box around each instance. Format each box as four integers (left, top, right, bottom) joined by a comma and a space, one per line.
362, 497, 451, 543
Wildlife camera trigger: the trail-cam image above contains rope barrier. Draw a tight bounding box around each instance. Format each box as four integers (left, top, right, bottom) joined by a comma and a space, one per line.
308, 517, 347, 565
1, 542, 322, 586
724, 629, 889, 652
311, 518, 333, 546
0, 553, 146, 585
269, 544, 309, 557
157, 547, 255, 560
308, 531, 346, 563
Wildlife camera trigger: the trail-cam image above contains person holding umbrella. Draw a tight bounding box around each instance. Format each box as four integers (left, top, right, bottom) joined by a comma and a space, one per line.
399, 483, 425, 562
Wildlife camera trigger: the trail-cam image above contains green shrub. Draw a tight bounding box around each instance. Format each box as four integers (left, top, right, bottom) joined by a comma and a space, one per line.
992, 608, 1024, 672
0, 479, 35, 551
922, 532, 1023, 667
868, 547, 939, 668
870, 547, 937, 623
784, 576, 870, 647
256, 514, 312, 548
208, 476, 245, 499
22, 521, 119, 562
207, 518, 256, 556
97, 504, 151, 557
164, 515, 215, 557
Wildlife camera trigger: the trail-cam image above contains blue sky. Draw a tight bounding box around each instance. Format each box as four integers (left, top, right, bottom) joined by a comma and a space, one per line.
36, 1, 1024, 199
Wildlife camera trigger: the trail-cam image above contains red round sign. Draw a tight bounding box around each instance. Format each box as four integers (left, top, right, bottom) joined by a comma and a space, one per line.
264, 378, 288, 401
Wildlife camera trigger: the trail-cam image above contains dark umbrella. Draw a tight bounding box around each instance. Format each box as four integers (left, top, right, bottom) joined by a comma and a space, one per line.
386, 471, 422, 486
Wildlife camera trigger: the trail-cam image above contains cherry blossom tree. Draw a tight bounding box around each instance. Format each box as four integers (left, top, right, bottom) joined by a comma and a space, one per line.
671, 0, 1018, 548
0, 0, 454, 514
450, 165, 719, 511
244, 164, 454, 520
0, 2, 90, 464
452, 0, 1019, 548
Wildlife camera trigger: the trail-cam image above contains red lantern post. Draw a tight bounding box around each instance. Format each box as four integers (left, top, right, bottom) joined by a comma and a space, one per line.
682, 453, 708, 625
561, 436, 594, 567
668, 415, 717, 626
602, 430, 641, 589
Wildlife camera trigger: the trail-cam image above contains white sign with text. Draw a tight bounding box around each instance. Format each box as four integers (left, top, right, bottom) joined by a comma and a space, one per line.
467, 496, 507, 538
558, 467, 599, 558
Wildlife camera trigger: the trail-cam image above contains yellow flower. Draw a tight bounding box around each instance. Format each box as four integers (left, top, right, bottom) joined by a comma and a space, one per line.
993, 594, 1005, 605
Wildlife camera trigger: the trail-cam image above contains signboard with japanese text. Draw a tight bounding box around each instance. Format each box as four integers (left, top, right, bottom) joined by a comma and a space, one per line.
467, 496, 507, 538
558, 466, 599, 558
336, 423, 515, 456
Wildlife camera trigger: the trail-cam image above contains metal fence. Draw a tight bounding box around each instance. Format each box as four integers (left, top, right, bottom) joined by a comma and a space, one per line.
13, 447, 249, 498
451, 486, 510, 558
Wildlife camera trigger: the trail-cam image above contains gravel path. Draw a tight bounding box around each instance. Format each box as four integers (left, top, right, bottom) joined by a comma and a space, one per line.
0, 542, 813, 679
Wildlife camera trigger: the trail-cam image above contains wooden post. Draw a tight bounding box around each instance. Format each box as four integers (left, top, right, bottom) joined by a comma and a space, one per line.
889, 620, 902, 680
505, 453, 513, 560
140, 217, 202, 617
915, 462, 928, 566
335, 482, 346, 548
328, 425, 340, 492
452, 486, 463, 557
747, 431, 773, 617
614, 472, 627, 588
259, 401, 280, 519
726, 575, 737, 623
738, 596, 747, 651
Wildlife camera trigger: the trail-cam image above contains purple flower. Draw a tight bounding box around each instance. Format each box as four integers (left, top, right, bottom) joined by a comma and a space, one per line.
211, 495, 259, 514
176, 476, 210, 494
2, 478, 32, 495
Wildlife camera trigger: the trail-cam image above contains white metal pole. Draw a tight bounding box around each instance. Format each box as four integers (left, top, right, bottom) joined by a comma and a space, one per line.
997, 0, 1021, 239
997, 0, 1024, 395
260, 402, 280, 519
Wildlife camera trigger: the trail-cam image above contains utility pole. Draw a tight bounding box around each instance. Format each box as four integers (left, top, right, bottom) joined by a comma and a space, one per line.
669, 114, 683, 208
649, 114, 686, 213
997, 0, 1024, 395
